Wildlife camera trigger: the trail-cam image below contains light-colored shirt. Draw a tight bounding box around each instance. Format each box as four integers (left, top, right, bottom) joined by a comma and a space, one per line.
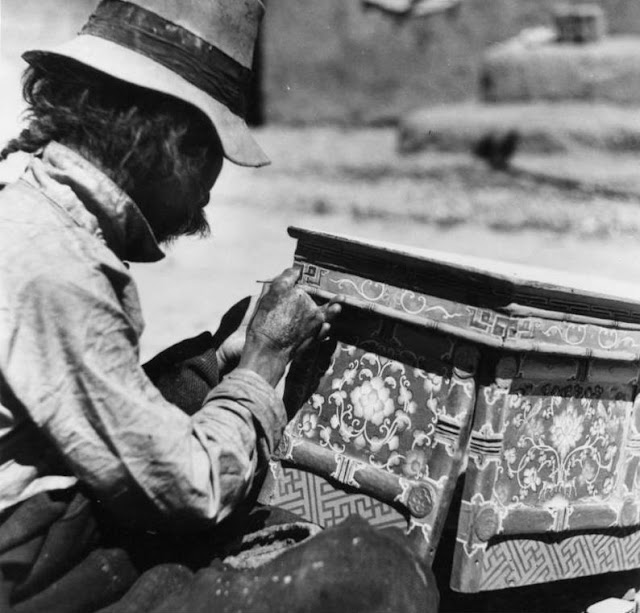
0, 142, 286, 529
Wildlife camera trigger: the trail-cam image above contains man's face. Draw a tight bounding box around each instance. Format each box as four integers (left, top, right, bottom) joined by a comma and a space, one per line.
136, 143, 224, 244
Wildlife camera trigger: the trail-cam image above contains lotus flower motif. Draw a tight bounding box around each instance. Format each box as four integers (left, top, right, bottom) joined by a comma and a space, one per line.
300, 412, 318, 438
350, 377, 395, 426
523, 467, 541, 492
550, 406, 584, 458
403, 448, 428, 478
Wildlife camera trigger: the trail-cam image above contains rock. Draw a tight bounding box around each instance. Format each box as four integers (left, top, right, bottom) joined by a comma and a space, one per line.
397, 102, 640, 156
481, 36, 640, 105
554, 3, 607, 44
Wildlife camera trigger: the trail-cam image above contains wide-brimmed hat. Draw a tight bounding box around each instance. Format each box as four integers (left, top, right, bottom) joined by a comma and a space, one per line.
22, 0, 269, 167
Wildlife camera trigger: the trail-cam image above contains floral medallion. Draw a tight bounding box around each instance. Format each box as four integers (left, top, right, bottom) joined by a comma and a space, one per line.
288, 342, 445, 481
496, 382, 629, 506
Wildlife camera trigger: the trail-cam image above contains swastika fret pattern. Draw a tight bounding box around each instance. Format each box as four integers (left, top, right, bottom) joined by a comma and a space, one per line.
481, 529, 640, 590
274, 466, 406, 529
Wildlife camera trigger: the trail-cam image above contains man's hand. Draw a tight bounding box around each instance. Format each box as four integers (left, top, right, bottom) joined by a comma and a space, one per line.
215, 329, 246, 376
238, 267, 342, 387
214, 295, 258, 376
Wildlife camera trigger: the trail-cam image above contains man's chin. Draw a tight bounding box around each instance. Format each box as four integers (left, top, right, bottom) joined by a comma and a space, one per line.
158, 210, 211, 245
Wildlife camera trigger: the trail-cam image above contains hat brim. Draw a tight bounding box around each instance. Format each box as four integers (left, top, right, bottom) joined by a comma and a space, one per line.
23, 35, 270, 168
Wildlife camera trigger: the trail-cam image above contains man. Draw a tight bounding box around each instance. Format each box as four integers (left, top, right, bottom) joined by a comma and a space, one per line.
0, 1, 437, 611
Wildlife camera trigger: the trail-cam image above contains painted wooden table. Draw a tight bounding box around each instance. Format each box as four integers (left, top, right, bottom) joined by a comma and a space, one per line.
259, 227, 640, 592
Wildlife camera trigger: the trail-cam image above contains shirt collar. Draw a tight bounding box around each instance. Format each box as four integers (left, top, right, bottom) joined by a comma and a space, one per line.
23, 142, 165, 263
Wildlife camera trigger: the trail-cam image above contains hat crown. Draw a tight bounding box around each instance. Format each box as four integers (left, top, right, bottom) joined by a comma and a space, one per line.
22, 0, 271, 166
130, 0, 263, 67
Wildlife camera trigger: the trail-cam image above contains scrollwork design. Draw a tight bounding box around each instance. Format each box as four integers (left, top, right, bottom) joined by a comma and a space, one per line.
398, 289, 462, 321
496, 385, 626, 506
399, 290, 428, 315
329, 277, 387, 302
543, 324, 588, 346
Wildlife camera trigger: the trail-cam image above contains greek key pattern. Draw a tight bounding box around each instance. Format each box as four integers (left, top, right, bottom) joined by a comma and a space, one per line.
272, 465, 407, 529
481, 529, 640, 590
468, 308, 536, 340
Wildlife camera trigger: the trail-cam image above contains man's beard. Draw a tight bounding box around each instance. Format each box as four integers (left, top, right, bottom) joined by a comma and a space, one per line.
136, 191, 211, 245
157, 203, 211, 245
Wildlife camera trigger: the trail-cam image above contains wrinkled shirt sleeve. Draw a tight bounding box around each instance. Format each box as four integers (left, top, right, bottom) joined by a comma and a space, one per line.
6, 272, 286, 530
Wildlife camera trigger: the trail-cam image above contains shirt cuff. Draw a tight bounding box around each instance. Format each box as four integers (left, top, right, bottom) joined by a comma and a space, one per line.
203, 368, 287, 455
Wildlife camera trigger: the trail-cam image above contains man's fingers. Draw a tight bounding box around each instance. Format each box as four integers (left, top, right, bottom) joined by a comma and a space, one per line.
271, 267, 301, 292
317, 321, 332, 341
314, 296, 343, 341
321, 296, 343, 322
250, 270, 343, 358
324, 303, 342, 321
296, 336, 315, 355
242, 294, 261, 327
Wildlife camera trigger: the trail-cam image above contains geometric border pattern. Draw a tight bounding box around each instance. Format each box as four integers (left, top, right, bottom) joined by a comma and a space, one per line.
481, 528, 640, 590
272, 465, 407, 529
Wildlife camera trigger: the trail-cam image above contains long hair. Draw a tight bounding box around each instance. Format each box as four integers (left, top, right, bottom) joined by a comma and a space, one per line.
1, 60, 219, 238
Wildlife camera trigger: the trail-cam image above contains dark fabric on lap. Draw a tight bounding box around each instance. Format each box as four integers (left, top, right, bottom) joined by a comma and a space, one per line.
93, 504, 318, 613
0, 490, 100, 604
14, 549, 138, 613
95, 564, 194, 613
0, 489, 139, 613
150, 516, 439, 613
0, 480, 437, 612
0, 490, 306, 613
143, 331, 219, 415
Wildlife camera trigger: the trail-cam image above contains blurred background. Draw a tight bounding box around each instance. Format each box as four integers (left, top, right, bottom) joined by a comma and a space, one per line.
3, 0, 640, 362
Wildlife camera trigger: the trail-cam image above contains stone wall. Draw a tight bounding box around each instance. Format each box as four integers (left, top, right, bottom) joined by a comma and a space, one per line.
262, 0, 640, 123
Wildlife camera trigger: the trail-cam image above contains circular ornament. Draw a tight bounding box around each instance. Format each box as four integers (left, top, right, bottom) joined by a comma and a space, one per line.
407, 484, 433, 518
474, 506, 499, 542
